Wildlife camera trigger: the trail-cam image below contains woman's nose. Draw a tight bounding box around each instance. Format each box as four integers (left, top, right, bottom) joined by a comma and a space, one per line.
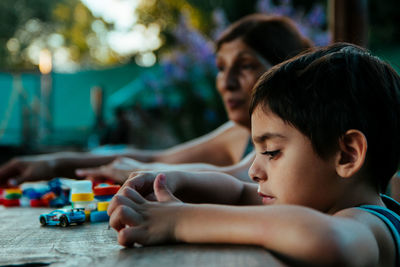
223, 68, 239, 91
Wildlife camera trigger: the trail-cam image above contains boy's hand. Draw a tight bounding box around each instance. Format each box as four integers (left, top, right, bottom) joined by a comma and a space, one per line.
108, 173, 182, 247
118, 170, 180, 201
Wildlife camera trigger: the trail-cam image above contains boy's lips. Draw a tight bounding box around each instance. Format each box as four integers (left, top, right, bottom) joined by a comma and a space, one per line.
258, 191, 276, 205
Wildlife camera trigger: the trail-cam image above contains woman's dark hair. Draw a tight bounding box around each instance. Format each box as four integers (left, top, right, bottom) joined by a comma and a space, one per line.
216, 14, 313, 65
250, 43, 400, 192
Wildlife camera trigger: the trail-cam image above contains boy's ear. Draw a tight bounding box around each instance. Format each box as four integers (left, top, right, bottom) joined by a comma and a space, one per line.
335, 130, 368, 178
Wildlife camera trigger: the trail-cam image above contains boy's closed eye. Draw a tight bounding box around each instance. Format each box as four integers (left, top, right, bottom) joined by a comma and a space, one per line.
261, 150, 281, 159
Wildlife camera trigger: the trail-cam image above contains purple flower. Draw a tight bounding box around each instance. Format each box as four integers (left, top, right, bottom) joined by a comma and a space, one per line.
255, 0, 329, 47
212, 8, 229, 40
307, 5, 326, 28
256, 0, 274, 14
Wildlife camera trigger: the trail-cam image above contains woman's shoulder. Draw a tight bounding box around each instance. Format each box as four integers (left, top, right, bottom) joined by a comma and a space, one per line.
213, 121, 250, 137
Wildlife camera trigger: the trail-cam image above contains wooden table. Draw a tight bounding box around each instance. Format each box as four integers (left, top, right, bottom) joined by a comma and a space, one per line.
0, 207, 287, 267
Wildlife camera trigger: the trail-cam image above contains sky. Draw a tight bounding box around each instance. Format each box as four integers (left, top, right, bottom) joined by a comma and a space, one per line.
16, 0, 162, 72
81, 0, 139, 31
81, 0, 161, 63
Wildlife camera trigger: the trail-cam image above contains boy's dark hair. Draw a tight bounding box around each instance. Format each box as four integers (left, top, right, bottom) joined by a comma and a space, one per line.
216, 14, 313, 65
250, 43, 400, 192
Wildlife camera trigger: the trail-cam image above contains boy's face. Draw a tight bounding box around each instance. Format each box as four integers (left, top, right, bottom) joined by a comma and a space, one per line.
249, 106, 340, 212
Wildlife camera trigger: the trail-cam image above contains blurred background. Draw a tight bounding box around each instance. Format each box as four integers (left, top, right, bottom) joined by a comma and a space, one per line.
0, 0, 399, 162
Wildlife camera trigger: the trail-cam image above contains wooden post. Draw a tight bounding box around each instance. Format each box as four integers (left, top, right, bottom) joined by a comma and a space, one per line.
329, 0, 369, 47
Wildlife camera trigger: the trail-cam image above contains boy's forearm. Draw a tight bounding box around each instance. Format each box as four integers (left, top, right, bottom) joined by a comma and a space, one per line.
173, 204, 376, 266
169, 171, 259, 205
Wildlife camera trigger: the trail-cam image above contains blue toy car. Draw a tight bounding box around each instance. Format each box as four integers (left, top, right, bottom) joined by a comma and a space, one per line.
39, 208, 86, 227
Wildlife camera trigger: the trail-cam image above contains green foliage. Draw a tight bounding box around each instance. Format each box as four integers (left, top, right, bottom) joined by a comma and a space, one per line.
0, 0, 116, 71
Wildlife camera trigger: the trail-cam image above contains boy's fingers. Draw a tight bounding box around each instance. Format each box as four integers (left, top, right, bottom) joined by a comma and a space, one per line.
109, 205, 143, 232
121, 186, 146, 204
125, 174, 145, 190
145, 192, 156, 201
108, 194, 140, 216
118, 226, 147, 247
124, 177, 154, 198
154, 173, 179, 203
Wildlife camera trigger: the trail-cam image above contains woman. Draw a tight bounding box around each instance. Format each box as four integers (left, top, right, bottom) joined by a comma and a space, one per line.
0, 14, 312, 185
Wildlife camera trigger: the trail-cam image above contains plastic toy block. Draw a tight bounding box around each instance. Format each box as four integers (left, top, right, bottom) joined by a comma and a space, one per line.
70, 180, 93, 194
3, 198, 20, 207
97, 201, 109, 211
42, 191, 56, 202
48, 178, 63, 195
92, 178, 116, 187
94, 195, 114, 201
93, 184, 120, 196
49, 198, 68, 208
90, 210, 109, 222
72, 201, 96, 211
71, 193, 94, 202
19, 197, 30, 207
5, 188, 22, 195
84, 210, 91, 221
30, 199, 49, 207
23, 188, 45, 200
4, 193, 22, 199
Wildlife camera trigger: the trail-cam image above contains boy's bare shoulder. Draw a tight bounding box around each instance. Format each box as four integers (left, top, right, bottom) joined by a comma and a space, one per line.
335, 207, 395, 266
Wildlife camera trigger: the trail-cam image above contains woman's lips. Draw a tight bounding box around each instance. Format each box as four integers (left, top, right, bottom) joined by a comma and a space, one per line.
258, 192, 275, 205
226, 99, 244, 109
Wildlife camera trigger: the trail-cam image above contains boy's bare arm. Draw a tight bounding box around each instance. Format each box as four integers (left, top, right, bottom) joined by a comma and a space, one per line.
118, 170, 260, 205
109, 192, 379, 267
174, 205, 379, 266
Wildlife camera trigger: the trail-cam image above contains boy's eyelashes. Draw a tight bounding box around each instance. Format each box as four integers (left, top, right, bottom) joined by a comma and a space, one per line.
261, 150, 281, 159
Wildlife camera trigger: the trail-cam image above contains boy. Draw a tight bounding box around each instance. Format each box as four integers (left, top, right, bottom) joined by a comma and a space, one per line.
108, 43, 400, 266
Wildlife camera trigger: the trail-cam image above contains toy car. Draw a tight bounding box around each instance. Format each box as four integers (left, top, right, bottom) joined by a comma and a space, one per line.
39, 208, 85, 227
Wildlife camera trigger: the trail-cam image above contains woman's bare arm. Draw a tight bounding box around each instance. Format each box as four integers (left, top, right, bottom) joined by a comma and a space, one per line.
0, 121, 250, 185
134, 121, 251, 166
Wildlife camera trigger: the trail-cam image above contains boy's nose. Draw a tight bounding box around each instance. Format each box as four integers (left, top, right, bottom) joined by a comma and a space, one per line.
248, 158, 266, 183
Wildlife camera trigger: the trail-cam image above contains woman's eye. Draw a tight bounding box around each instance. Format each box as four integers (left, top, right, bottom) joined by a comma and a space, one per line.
241, 64, 255, 70
216, 64, 225, 72
261, 150, 280, 159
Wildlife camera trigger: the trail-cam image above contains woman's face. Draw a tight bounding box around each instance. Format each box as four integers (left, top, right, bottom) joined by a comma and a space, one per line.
216, 39, 271, 128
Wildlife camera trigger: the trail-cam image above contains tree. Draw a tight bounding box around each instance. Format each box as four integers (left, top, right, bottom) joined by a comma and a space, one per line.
0, 0, 116, 71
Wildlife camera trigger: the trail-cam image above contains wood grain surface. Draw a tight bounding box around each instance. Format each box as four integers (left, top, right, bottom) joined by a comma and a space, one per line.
0, 207, 287, 267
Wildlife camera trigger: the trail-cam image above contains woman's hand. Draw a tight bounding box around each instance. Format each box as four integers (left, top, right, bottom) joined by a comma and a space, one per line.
108, 173, 182, 246
0, 156, 58, 186
76, 157, 150, 184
